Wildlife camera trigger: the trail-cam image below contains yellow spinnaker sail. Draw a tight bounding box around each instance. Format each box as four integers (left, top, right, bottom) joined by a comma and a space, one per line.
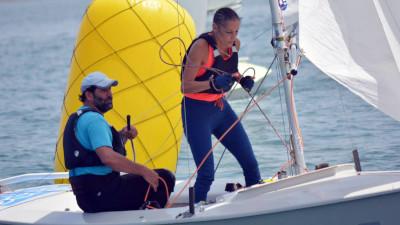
54, 0, 195, 174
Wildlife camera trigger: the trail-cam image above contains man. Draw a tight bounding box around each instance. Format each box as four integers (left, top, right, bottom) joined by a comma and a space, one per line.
63, 71, 175, 213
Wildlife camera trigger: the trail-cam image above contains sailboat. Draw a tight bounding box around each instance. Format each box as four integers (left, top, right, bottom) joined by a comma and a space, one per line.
1, 0, 400, 225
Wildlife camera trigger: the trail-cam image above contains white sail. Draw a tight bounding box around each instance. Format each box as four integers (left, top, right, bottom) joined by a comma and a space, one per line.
299, 0, 400, 121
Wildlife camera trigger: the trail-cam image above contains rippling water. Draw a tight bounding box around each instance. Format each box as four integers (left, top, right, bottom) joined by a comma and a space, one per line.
0, 0, 399, 180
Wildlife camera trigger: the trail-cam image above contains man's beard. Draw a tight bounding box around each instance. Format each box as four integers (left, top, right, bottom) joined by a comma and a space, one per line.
93, 95, 113, 113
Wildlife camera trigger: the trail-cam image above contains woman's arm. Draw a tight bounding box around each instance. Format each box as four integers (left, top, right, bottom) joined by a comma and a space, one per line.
181, 39, 213, 93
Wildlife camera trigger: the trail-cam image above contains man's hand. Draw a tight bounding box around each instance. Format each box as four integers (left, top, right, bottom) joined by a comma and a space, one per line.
120, 126, 138, 140
141, 167, 160, 191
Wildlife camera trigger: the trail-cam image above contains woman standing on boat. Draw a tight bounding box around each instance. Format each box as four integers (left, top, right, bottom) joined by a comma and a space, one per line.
181, 7, 261, 203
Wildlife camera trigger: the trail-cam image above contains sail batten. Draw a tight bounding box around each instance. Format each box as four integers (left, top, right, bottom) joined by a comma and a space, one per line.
299, 0, 400, 121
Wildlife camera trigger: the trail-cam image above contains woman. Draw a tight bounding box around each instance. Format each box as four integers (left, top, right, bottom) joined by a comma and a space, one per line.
181, 7, 261, 203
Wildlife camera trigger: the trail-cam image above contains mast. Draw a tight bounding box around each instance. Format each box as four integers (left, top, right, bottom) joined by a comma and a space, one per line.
269, 0, 306, 175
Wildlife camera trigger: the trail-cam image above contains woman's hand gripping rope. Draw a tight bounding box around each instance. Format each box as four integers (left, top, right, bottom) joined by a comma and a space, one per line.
209, 73, 235, 93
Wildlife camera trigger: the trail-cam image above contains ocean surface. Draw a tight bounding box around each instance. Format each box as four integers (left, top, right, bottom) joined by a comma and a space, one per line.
0, 0, 399, 181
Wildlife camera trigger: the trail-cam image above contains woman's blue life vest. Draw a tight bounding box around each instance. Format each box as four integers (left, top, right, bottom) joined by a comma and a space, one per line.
63, 107, 126, 170
181, 32, 239, 94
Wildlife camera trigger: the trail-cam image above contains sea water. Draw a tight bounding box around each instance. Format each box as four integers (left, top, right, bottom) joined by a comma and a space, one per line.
0, 0, 399, 180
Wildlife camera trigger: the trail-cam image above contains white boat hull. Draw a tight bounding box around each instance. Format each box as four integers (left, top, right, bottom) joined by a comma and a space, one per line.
1, 164, 400, 225
175, 191, 399, 225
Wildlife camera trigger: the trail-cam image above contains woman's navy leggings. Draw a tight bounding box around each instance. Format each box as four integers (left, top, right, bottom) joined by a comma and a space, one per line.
182, 97, 261, 202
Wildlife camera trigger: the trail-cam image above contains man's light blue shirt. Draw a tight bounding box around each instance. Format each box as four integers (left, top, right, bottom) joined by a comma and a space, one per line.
69, 106, 113, 177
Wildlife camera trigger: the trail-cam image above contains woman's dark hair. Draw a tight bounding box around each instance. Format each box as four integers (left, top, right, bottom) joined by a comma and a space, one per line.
213, 7, 240, 26
79, 86, 97, 102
